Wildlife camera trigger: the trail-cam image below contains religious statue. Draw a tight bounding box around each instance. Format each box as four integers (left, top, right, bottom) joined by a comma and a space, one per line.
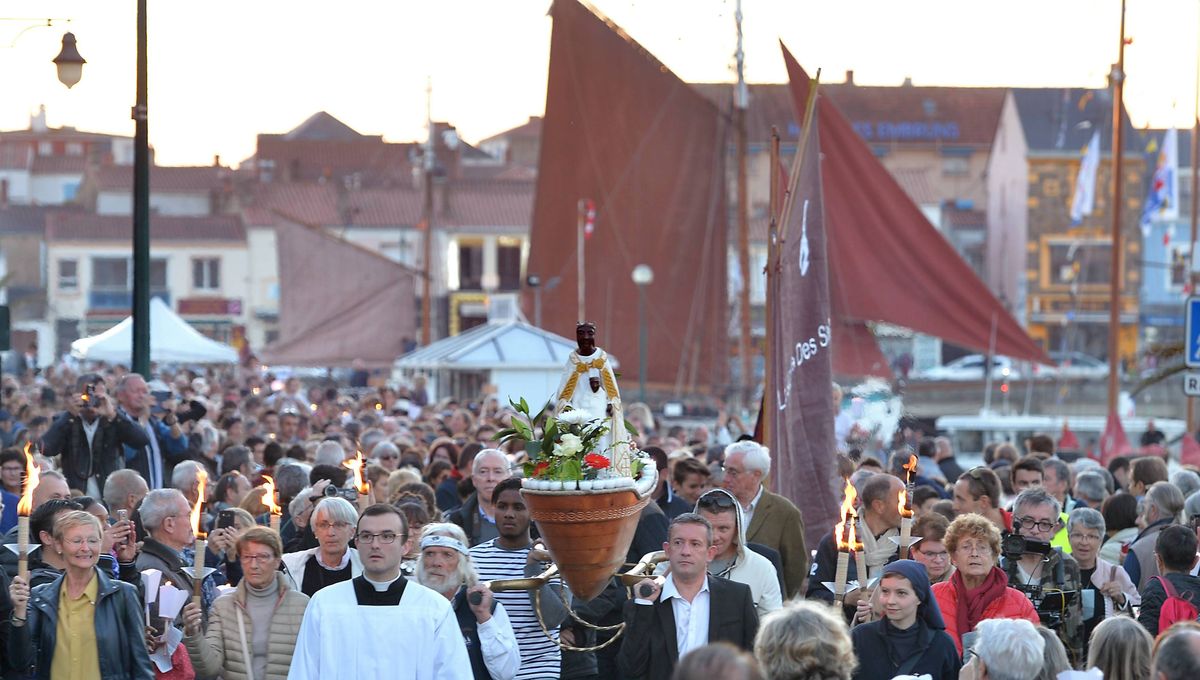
554, 322, 633, 475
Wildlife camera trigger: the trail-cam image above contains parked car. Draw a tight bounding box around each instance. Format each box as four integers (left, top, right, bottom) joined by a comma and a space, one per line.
1043, 351, 1109, 380
916, 354, 1020, 381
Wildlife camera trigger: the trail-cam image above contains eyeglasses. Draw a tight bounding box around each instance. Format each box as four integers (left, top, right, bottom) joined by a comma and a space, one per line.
955, 541, 993, 556
315, 521, 352, 532
240, 552, 277, 564
1016, 517, 1057, 533
1, 465, 23, 474
915, 548, 950, 561
356, 531, 407, 545
697, 493, 736, 510
64, 537, 101, 548
1068, 532, 1102, 543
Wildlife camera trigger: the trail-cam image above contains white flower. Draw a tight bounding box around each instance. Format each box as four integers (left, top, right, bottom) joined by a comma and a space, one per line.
557, 410, 595, 427
553, 433, 583, 457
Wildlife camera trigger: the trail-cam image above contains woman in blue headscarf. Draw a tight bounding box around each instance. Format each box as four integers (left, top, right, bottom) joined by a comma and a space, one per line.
850, 559, 960, 680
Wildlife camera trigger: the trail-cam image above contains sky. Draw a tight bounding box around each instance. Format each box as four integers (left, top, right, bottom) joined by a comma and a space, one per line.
1, 0, 1198, 167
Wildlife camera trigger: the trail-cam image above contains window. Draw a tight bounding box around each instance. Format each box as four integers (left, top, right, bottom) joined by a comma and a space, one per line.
92, 257, 128, 289
497, 244, 522, 290
192, 257, 220, 290
1170, 245, 1189, 290
58, 259, 78, 290
1048, 242, 1111, 286
37, 142, 53, 156
150, 259, 167, 288
91, 257, 167, 289
942, 157, 969, 177
458, 242, 483, 290
65, 143, 83, 156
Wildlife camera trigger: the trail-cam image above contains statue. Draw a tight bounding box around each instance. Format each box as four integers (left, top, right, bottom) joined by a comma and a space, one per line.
554, 322, 633, 475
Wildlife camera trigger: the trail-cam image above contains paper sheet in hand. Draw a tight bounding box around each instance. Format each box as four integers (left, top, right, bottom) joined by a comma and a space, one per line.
141, 569, 163, 603
149, 625, 183, 673
157, 584, 190, 620
1081, 589, 1095, 619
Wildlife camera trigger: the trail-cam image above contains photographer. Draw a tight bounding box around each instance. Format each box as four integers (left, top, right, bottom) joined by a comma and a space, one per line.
41, 373, 150, 496
115, 374, 190, 490
999, 487, 1083, 667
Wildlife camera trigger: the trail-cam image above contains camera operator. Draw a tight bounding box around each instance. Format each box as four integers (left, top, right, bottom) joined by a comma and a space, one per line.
41, 373, 150, 496
1000, 487, 1084, 667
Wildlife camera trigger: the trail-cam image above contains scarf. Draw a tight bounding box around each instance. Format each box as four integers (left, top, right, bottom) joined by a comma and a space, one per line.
951, 566, 1009, 640
859, 519, 900, 578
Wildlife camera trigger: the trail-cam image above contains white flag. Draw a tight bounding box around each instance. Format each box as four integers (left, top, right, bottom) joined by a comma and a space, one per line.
1070, 131, 1101, 224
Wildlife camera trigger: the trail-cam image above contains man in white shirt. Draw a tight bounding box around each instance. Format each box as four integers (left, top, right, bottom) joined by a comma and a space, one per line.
289, 504, 471, 680
619, 513, 759, 679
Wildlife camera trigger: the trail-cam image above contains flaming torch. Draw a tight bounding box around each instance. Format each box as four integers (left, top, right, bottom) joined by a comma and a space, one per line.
16, 443, 40, 583
262, 475, 282, 533
190, 471, 208, 604
832, 478, 859, 607
343, 451, 370, 512
897, 453, 918, 559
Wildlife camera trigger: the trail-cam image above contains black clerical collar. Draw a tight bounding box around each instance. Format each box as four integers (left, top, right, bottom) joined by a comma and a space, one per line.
351, 575, 407, 606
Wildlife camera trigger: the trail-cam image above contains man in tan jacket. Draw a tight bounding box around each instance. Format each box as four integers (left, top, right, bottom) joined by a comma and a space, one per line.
183, 527, 309, 680
722, 440, 808, 598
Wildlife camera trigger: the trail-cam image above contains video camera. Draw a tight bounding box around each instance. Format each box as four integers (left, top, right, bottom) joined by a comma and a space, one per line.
1002, 519, 1077, 630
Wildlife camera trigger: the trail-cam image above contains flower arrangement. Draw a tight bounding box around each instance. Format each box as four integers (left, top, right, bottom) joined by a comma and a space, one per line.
498, 398, 644, 484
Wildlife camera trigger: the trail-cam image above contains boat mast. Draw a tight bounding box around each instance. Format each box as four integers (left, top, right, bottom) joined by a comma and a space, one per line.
735, 0, 753, 409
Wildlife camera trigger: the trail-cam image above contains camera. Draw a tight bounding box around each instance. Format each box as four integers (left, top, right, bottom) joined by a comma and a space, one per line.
1000, 519, 1053, 561
323, 485, 359, 502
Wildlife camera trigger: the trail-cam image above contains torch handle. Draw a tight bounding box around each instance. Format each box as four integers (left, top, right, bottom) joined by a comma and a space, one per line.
193, 538, 207, 601
17, 516, 30, 583
833, 551, 850, 607
899, 518, 913, 560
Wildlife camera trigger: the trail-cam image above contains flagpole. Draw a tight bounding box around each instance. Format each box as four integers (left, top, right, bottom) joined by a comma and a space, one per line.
764, 127, 780, 449
777, 70, 821, 246
577, 199, 586, 321
1189, 0, 1200, 436
1106, 0, 1127, 418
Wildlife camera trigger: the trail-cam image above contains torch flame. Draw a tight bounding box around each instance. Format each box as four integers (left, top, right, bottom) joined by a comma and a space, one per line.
835, 478, 858, 551
343, 451, 369, 494
261, 475, 282, 515
16, 443, 39, 516
898, 487, 914, 518
190, 470, 208, 539
902, 453, 918, 476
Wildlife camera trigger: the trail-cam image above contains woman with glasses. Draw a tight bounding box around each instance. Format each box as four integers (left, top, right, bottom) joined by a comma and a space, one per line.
931, 513, 1038, 656
282, 497, 363, 596
7, 510, 154, 679
910, 513, 953, 584
183, 527, 309, 680
850, 560, 960, 680
1066, 507, 1138, 654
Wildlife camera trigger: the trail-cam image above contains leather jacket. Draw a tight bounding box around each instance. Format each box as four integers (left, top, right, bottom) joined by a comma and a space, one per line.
6, 567, 154, 679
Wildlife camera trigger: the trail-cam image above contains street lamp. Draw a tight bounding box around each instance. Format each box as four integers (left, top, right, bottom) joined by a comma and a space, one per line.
52, 31, 85, 88
631, 264, 654, 403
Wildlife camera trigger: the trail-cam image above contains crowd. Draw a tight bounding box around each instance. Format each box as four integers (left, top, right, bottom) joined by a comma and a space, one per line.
2, 361, 1200, 679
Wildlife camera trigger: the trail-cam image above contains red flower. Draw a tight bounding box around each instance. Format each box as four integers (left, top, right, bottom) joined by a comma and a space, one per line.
584, 453, 610, 470
534, 461, 551, 477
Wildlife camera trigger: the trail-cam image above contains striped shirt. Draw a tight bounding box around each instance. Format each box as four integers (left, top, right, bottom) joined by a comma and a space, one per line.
470, 539, 561, 679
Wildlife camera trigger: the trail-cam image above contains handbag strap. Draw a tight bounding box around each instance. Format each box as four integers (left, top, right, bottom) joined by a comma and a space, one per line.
236, 607, 255, 680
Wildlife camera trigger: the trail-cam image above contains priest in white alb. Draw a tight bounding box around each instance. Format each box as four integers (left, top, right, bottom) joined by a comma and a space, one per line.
287, 504, 471, 680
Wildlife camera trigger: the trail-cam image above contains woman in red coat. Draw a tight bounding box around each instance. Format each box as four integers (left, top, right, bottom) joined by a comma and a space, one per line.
932, 513, 1038, 655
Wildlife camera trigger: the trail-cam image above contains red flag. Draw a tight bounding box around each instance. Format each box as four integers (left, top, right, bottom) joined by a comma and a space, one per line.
1099, 411, 1133, 466
1058, 421, 1080, 452
1181, 433, 1200, 468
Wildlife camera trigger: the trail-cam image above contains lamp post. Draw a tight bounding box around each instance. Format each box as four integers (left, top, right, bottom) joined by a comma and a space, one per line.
631, 264, 654, 403
132, 0, 150, 377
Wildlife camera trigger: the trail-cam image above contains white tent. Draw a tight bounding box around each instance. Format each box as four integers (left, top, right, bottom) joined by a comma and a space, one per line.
393, 320, 618, 406
71, 297, 239, 365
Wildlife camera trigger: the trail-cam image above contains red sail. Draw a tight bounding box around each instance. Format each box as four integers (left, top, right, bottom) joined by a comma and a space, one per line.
262, 218, 418, 367
526, 0, 728, 393
781, 45, 1049, 367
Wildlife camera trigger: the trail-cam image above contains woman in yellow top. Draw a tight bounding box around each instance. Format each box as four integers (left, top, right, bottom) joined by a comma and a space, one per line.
7, 509, 153, 679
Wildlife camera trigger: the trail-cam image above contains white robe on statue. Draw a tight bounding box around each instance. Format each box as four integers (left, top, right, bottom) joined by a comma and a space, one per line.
287, 577, 471, 680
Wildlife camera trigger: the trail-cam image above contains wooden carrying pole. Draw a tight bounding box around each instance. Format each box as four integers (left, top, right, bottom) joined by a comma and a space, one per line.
1106, 0, 1127, 416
